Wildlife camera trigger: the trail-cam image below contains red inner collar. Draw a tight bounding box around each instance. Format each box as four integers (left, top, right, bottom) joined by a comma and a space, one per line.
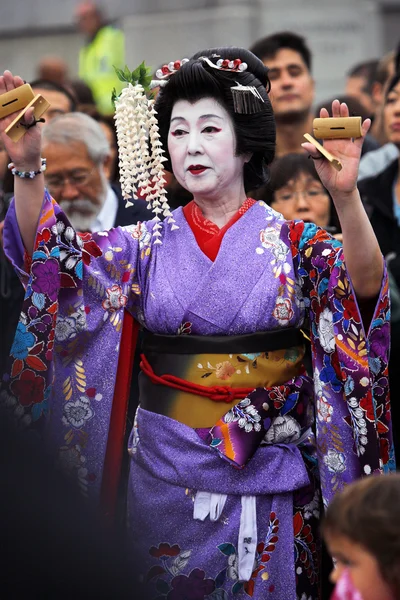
183, 198, 256, 261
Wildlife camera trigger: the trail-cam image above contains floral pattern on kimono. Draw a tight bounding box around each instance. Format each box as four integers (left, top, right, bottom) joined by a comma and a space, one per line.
1, 192, 155, 497
282, 219, 393, 502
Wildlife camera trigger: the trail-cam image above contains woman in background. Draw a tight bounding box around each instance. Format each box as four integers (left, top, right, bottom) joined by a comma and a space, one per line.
253, 152, 341, 237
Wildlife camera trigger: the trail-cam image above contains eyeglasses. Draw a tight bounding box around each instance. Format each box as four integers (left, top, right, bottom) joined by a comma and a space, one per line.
274, 188, 328, 203
44, 168, 96, 192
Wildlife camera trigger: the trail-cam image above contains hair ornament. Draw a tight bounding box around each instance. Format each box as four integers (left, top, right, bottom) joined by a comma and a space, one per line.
113, 62, 179, 241
149, 79, 168, 90
149, 58, 190, 90
199, 56, 263, 114
230, 82, 265, 115
199, 56, 248, 73
155, 58, 190, 80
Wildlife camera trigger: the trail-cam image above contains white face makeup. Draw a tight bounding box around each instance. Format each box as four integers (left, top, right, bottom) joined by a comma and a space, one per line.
167, 98, 248, 204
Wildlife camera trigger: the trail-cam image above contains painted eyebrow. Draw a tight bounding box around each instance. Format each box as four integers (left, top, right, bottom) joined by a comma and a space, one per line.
170, 114, 224, 123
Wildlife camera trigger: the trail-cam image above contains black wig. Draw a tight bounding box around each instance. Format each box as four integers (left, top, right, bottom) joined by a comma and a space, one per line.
154, 47, 276, 192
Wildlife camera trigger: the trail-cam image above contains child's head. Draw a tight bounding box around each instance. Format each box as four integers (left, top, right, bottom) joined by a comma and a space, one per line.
322, 475, 400, 600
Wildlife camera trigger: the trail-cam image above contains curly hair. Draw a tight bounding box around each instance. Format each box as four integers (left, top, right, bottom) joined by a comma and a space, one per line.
154, 47, 276, 192
322, 475, 400, 597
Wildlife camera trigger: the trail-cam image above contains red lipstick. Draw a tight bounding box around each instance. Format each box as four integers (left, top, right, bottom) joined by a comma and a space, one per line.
188, 165, 209, 175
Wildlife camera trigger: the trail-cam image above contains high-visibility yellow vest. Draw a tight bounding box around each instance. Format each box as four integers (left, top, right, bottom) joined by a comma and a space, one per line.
79, 25, 125, 115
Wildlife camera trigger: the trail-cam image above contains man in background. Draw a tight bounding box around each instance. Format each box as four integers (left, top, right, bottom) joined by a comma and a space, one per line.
75, 1, 125, 115
250, 31, 314, 157
42, 112, 152, 231
30, 79, 77, 122
36, 56, 70, 86
345, 59, 379, 116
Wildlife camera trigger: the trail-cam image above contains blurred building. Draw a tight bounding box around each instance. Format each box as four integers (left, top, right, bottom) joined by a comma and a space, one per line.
0, 0, 399, 104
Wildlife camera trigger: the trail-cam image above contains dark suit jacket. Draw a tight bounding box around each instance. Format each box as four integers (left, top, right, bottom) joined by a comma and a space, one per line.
112, 183, 154, 227
358, 159, 400, 278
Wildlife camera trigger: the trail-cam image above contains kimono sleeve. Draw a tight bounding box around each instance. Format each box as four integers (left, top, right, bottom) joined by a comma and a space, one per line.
285, 220, 393, 507
3, 192, 152, 316
1, 191, 153, 410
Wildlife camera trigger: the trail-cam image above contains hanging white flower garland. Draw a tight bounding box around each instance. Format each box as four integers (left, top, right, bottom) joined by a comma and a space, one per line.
114, 83, 178, 244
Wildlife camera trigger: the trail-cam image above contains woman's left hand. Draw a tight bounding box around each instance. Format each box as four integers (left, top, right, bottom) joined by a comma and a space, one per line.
303, 100, 383, 300
301, 99, 370, 201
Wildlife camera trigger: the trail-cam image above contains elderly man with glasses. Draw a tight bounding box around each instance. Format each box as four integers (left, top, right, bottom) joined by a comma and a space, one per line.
42, 112, 152, 232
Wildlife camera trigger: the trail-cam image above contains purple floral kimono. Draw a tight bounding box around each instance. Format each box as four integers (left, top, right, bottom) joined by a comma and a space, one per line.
1, 194, 392, 600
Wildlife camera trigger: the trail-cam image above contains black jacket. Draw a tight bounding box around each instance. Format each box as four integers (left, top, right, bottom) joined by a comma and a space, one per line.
358, 157, 400, 284
112, 183, 154, 227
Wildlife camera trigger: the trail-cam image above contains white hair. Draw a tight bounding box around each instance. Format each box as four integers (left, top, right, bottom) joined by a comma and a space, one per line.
42, 112, 111, 164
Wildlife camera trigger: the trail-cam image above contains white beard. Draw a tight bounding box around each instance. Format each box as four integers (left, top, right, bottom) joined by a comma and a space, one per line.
59, 173, 109, 233
59, 207, 97, 233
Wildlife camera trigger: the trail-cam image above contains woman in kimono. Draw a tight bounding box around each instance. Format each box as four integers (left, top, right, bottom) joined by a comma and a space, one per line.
0, 48, 392, 600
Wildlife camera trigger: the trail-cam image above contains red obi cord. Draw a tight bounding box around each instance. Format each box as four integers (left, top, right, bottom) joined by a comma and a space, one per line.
140, 354, 253, 403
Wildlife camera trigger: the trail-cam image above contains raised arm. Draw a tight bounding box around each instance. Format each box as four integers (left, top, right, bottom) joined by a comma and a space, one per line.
302, 100, 383, 299
0, 70, 45, 255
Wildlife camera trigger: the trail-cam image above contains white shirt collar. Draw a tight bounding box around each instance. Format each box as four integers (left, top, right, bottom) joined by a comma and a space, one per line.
91, 185, 119, 232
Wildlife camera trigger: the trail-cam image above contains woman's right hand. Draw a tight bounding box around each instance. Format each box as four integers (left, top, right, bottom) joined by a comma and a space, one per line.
0, 70, 42, 169
1, 71, 46, 256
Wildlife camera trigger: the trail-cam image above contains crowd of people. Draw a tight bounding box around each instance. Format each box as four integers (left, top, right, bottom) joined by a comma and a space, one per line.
0, 5, 400, 599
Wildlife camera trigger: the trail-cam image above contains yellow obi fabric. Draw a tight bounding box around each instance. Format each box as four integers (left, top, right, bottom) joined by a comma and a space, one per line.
139, 343, 306, 428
